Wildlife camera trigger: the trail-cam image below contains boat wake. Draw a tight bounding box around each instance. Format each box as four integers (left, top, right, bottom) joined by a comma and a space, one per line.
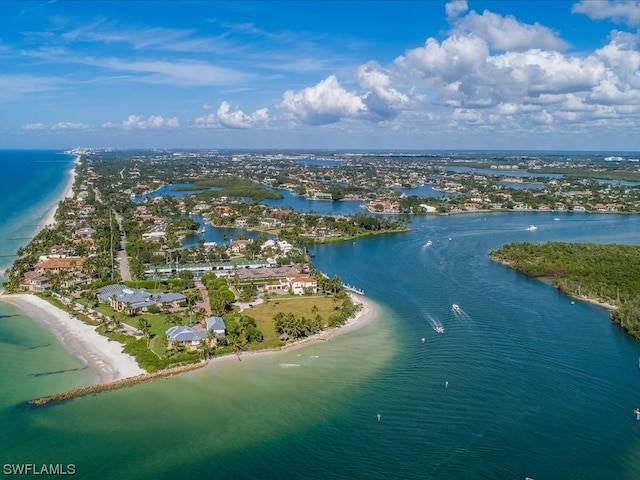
451, 304, 473, 323
426, 313, 444, 334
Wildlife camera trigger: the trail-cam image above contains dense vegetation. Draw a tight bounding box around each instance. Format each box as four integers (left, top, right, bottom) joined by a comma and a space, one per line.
489, 242, 640, 338
189, 177, 284, 202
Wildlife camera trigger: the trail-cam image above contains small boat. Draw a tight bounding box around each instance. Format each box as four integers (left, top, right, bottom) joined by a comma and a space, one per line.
435, 326, 444, 334
425, 240, 433, 247
526, 225, 538, 231
452, 304, 461, 313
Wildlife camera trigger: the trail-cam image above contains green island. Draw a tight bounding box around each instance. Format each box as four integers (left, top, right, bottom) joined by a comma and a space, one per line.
489, 242, 640, 339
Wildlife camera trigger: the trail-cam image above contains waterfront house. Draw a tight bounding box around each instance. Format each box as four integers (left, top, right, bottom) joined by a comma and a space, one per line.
20, 271, 52, 292
165, 326, 205, 350
166, 316, 226, 350
230, 239, 252, 253
35, 256, 87, 273
286, 274, 318, 295
204, 316, 226, 337
96, 284, 186, 314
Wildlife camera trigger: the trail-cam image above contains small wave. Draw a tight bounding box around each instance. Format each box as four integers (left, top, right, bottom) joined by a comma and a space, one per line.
279, 363, 301, 368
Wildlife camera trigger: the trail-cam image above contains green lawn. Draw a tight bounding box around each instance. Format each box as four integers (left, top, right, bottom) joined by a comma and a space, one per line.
243, 295, 343, 348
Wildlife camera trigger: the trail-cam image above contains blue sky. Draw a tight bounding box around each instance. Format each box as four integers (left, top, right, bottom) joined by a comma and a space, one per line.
2, 0, 640, 150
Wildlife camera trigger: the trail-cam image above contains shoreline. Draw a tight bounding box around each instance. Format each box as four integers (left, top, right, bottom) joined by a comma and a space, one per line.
490, 256, 619, 311
227, 293, 376, 359
7, 291, 376, 400
0, 293, 144, 384
42, 155, 79, 228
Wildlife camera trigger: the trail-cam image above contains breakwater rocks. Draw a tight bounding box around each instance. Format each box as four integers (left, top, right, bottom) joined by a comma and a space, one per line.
27, 362, 207, 407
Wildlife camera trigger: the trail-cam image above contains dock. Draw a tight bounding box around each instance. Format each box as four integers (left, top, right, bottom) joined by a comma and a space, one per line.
342, 283, 365, 295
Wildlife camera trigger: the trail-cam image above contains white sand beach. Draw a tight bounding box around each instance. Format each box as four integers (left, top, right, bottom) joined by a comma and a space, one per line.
0, 294, 144, 383
43, 155, 78, 227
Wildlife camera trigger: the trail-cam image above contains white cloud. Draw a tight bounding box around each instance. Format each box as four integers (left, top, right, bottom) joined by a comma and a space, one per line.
99, 59, 249, 86
278, 75, 367, 125
397, 35, 490, 81
195, 101, 269, 129
357, 62, 410, 119
51, 122, 89, 130
445, 1, 468, 21
103, 115, 180, 129
453, 9, 567, 51
62, 22, 196, 50
0, 74, 60, 99
22, 123, 46, 130
572, 1, 640, 26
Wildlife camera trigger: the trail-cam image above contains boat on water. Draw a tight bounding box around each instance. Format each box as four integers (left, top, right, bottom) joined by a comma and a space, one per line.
435, 325, 444, 334
425, 240, 433, 247
526, 225, 538, 231
452, 304, 461, 313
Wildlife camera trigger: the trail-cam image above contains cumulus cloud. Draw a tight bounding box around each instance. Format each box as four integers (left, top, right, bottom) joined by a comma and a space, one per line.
452, 9, 568, 51
445, 1, 468, 21
572, 1, 640, 26
103, 114, 180, 129
357, 62, 410, 119
278, 75, 367, 125
395, 32, 611, 109
195, 101, 270, 129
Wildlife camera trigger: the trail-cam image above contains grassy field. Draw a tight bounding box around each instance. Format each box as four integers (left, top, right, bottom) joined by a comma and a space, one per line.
242, 295, 343, 349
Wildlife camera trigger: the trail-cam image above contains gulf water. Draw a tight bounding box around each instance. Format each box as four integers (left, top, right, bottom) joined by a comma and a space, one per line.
2, 152, 640, 479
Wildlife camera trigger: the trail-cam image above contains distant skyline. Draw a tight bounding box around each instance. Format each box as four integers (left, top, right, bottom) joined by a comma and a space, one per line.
3, 0, 640, 151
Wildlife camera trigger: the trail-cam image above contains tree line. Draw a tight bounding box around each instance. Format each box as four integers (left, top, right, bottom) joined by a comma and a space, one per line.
489, 241, 640, 339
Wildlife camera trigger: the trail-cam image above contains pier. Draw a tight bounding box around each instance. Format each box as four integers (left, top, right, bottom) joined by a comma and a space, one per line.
342, 283, 365, 295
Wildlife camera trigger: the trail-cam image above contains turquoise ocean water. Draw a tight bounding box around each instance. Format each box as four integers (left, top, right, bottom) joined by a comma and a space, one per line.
2, 151, 640, 479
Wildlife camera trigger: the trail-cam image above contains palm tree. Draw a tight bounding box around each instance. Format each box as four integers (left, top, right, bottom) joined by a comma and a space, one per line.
165, 314, 182, 326
110, 315, 122, 333
137, 318, 152, 347
197, 338, 210, 361
226, 334, 246, 361
99, 315, 110, 333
